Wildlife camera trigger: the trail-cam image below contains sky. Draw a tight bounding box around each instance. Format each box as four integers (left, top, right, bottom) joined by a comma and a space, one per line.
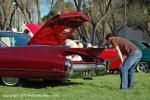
41, 0, 52, 17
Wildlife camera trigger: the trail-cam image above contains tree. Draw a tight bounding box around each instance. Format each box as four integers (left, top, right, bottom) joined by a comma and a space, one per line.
107, 0, 124, 35
13, 0, 35, 23
73, 0, 89, 43
41, 0, 55, 24
73, 0, 112, 45
0, 0, 3, 29
127, 0, 150, 34
0, 0, 14, 30
42, 0, 76, 23
35, 0, 41, 24
52, 0, 75, 14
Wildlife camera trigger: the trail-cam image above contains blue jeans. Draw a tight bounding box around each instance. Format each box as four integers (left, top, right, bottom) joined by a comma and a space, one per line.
120, 49, 142, 89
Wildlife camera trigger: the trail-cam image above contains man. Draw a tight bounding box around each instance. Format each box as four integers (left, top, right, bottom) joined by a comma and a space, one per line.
105, 33, 142, 90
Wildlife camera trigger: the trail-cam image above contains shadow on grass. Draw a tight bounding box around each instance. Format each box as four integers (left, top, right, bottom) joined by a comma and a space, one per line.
21, 80, 83, 89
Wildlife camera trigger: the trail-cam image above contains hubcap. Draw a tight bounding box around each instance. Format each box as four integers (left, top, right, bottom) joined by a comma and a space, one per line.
136, 61, 149, 73
1, 77, 20, 86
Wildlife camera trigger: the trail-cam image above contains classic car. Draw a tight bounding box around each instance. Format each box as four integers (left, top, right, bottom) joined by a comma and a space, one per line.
0, 12, 106, 86
99, 48, 126, 73
0, 31, 31, 47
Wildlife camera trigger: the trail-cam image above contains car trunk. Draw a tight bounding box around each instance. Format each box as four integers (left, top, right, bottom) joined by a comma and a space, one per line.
28, 12, 90, 45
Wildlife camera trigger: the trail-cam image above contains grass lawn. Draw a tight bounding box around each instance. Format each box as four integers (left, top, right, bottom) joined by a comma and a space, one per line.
0, 73, 149, 100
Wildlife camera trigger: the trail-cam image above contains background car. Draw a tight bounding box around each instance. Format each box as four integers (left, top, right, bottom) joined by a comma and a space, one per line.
99, 47, 127, 73
0, 31, 31, 47
131, 40, 150, 73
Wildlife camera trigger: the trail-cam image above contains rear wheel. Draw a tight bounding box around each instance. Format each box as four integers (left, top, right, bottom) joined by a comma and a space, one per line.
136, 61, 149, 73
1, 77, 21, 86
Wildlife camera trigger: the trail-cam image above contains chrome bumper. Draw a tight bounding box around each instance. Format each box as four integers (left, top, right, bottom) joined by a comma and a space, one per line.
73, 63, 106, 71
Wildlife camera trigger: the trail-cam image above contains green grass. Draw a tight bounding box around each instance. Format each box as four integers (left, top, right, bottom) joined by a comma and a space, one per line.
0, 73, 150, 100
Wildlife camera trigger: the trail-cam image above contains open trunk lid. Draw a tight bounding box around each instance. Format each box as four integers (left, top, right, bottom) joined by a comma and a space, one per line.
28, 12, 90, 45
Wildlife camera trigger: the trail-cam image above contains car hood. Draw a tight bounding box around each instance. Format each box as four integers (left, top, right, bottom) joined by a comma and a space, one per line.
28, 12, 90, 45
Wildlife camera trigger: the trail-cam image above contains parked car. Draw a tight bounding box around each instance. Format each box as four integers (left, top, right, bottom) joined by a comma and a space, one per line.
0, 31, 31, 47
0, 12, 106, 86
131, 40, 150, 73
99, 47, 127, 73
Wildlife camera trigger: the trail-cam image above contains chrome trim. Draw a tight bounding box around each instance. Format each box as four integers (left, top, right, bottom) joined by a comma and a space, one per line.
0, 68, 63, 73
73, 64, 106, 71
1, 77, 20, 86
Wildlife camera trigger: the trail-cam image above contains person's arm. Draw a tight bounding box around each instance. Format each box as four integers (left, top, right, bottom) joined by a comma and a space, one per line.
114, 46, 123, 63
108, 38, 123, 63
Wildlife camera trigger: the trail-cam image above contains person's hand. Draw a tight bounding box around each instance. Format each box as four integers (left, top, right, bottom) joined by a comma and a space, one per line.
120, 56, 127, 65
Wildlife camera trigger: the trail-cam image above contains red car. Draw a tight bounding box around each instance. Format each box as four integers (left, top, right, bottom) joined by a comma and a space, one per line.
0, 12, 106, 86
99, 48, 127, 73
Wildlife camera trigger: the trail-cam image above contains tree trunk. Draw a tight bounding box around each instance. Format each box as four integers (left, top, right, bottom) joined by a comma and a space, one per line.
35, 0, 41, 24
2, 18, 8, 31
0, 11, 2, 30
13, 0, 31, 23
73, 0, 89, 43
9, 8, 16, 28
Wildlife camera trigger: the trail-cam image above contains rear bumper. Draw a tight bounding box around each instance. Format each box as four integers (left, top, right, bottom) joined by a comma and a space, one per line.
72, 61, 106, 71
